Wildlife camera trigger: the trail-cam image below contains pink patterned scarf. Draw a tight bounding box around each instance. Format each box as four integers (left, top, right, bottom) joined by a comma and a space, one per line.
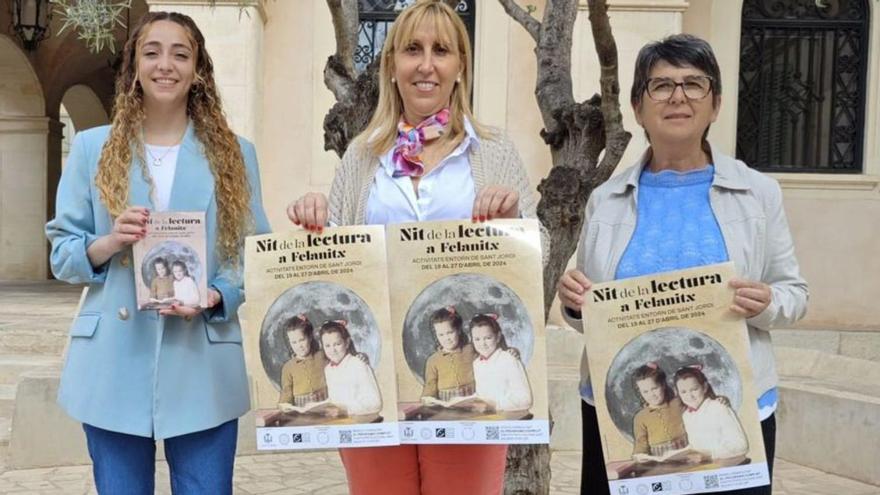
391, 108, 451, 178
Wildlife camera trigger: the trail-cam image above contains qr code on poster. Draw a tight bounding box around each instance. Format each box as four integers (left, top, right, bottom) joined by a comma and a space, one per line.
339, 430, 353, 444
704, 474, 719, 489
486, 427, 500, 440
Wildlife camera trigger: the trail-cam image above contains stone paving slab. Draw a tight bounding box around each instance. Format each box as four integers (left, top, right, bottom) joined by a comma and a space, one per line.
0, 451, 876, 494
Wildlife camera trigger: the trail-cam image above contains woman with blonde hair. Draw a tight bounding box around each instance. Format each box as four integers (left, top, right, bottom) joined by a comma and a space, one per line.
287, 1, 538, 492
46, 11, 269, 494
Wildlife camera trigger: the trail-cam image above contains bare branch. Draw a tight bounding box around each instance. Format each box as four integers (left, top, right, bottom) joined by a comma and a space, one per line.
497, 0, 541, 42
533, 0, 578, 143
327, 0, 358, 79
324, 0, 358, 101
587, 0, 631, 173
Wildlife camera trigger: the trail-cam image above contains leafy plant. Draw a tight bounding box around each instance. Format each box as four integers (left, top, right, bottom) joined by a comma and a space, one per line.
51, 0, 132, 53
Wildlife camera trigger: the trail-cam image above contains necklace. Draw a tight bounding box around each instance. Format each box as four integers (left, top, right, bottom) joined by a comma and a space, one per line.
143, 127, 186, 166
145, 143, 177, 167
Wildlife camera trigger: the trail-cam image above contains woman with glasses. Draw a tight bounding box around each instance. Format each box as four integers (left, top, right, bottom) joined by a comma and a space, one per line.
556, 34, 808, 495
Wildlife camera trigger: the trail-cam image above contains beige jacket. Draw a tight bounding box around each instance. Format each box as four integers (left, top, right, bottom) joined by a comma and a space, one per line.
564, 144, 809, 400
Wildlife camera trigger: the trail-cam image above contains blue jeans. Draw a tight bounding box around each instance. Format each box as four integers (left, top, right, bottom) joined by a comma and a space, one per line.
83, 420, 238, 495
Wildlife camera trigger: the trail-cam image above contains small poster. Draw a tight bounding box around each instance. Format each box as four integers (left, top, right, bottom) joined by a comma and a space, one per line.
387, 219, 550, 445
132, 211, 208, 310
583, 263, 770, 494
244, 226, 399, 450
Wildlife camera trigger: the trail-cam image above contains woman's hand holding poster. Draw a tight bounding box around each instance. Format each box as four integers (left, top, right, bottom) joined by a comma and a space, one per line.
583, 262, 770, 494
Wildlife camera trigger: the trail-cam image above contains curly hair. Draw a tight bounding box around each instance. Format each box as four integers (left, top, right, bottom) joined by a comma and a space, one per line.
94, 11, 252, 265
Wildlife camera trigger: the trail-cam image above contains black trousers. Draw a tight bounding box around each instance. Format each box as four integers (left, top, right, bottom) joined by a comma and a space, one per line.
580, 401, 777, 495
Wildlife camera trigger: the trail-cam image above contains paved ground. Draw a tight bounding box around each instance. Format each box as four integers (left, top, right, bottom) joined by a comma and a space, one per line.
0, 281, 877, 494
0, 452, 878, 494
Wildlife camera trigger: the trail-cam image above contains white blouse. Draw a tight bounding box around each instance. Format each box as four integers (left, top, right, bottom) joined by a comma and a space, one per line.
324, 353, 382, 416
473, 349, 533, 412
365, 120, 478, 225
682, 398, 749, 459
173, 276, 200, 307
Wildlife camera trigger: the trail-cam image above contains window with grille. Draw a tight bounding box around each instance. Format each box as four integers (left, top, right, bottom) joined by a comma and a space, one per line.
356, 0, 476, 73
736, 0, 869, 173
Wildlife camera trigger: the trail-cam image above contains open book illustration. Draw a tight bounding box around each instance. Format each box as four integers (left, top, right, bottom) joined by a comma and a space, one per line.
277, 400, 336, 415
420, 395, 491, 410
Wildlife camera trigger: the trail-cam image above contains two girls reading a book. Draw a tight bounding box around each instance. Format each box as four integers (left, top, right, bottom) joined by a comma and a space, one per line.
171, 260, 200, 306
45, 10, 270, 493
674, 365, 749, 462
470, 314, 533, 413
320, 320, 383, 417
277, 315, 329, 413
421, 306, 527, 410
149, 257, 174, 303
630, 363, 689, 463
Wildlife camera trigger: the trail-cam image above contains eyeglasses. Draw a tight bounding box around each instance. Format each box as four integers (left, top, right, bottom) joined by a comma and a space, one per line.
645, 76, 714, 102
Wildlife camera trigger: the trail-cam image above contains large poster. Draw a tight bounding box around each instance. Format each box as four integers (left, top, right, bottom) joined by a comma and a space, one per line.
387, 219, 550, 445
584, 263, 770, 494
132, 211, 207, 310
244, 227, 399, 450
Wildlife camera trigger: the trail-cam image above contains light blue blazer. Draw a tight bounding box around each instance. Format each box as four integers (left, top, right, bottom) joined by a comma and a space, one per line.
45, 124, 271, 439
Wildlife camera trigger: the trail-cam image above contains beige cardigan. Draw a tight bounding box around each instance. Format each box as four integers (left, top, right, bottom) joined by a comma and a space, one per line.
327, 128, 540, 227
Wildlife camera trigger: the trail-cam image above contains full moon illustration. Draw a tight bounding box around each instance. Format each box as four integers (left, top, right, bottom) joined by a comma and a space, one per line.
259, 281, 381, 389
140, 240, 202, 288
604, 326, 742, 442
402, 273, 534, 384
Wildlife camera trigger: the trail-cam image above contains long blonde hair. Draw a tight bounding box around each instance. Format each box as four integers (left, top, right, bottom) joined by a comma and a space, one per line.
94, 11, 251, 265
358, 0, 488, 156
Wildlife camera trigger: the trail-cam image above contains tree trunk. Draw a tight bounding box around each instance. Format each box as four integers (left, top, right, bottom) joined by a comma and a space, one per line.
499, 1, 630, 494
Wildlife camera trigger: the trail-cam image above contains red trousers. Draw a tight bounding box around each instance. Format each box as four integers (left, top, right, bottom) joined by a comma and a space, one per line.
339, 444, 508, 495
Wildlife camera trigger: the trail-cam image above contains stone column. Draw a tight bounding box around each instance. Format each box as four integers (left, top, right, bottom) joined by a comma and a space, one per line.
46, 118, 64, 234
0, 116, 50, 279
145, 0, 267, 142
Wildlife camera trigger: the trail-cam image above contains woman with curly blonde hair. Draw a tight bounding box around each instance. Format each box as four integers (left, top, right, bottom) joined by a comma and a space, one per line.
46, 11, 269, 494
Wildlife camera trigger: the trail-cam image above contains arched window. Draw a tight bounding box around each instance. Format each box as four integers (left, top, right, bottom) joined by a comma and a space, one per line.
355, 0, 476, 73
736, 0, 869, 173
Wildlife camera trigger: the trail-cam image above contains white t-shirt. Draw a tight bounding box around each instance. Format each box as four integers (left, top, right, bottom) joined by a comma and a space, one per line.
145, 144, 180, 212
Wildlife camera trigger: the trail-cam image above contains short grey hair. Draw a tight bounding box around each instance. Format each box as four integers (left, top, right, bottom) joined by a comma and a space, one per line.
630, 34, 722, 107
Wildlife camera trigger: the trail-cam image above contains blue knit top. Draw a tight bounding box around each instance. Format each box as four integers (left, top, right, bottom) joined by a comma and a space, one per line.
615, 165, 728, 280
612, 164, 777, 419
